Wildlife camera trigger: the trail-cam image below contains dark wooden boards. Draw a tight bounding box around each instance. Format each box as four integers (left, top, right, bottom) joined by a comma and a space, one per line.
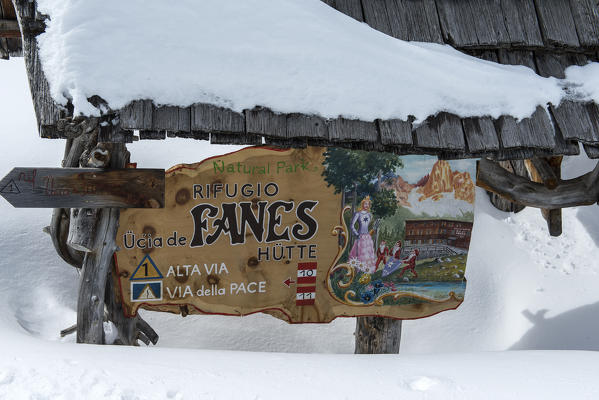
0, 167, 165, 208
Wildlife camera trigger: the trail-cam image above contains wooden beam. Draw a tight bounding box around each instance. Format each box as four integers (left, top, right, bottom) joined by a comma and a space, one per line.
477, 158, 599, 209
0, 167, 165, 208
0, 19, 20, 38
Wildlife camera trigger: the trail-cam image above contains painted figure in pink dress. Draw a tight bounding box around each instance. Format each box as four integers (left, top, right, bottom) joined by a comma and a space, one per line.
349, 196, 377, 274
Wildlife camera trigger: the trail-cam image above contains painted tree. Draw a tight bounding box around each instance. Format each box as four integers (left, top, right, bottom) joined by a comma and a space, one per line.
322, 148, 403, 247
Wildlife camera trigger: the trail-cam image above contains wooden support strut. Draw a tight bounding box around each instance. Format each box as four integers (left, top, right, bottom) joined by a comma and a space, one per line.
477, 158, 599, 209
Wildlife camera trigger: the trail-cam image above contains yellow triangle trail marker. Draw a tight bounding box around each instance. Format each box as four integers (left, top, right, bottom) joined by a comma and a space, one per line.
130, 254, 163, 280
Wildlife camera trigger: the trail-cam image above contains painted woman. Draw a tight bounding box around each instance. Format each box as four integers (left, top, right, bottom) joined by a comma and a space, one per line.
349, 196, 377, 273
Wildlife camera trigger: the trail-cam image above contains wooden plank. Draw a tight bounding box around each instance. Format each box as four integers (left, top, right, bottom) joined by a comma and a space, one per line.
583, 144, 599, 159
497, 50, 536, 70
361, 0, 393, 36
139, 131, 166, 140
333, 0, 364, 22
499, 0, 543, 47
378, 119, 412, 146
154, 105, 181, 131
0, 18, 19, 37
246, 108, 287, 137
413, 118, 440, 149
191, 103, 244, 134
550, 101, 599, 143
210, 132, 262, 145
286, 114, 328, 139
478, 157, 599, 208
435, 0, 510, 47
384, 0, 443, 43
120, 100, 153, 130
0, 167, 165, 208
533, 0, 580, 48
414, 112, 465, 150
462, 117, 500, 153
496, 107, 555, 149
568, 0, 599, 48
0, 0, 17, 19
517, 107, 556, 149
327, 118, 378, 142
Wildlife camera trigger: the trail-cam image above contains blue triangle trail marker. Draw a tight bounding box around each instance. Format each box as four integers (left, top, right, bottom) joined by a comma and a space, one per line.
130, 254, 163, 280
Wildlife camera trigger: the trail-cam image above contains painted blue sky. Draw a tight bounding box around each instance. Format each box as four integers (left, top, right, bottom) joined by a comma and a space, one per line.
395, 155, 477, 184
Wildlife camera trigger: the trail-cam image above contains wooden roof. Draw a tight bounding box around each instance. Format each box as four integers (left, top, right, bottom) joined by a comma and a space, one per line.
13, 0, 599, 160
0, 0, 21, 59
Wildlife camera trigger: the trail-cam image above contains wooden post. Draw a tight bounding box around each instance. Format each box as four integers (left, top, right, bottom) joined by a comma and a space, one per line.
355, 317, 402, 354
76, 143, 127, 344
525, 157, 563, 236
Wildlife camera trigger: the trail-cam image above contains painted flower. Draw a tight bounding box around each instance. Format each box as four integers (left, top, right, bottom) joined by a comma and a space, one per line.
373, 280, 384, 289
360, 291, 374, 303
358, 274, 371, 285
349, 258, 361, 270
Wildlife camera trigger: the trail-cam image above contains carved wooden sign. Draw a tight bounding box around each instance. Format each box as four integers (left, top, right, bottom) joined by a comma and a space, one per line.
115, 147, 476, 323
0, 167, 165, 208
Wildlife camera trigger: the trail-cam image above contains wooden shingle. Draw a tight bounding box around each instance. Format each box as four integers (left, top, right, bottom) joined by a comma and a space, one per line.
533, 0, 580, 48
568, 0, 599, 48
499, 0, 543, 47
191, 104, 244, 134
361, 0, 393, 36
383, 0, 443, 43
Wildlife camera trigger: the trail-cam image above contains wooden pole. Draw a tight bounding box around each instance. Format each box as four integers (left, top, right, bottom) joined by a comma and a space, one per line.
355, 317, 402, 354
76, 143, 127, 344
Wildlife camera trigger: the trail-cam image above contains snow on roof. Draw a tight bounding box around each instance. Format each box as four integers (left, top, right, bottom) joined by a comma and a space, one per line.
36, 0, 597, 121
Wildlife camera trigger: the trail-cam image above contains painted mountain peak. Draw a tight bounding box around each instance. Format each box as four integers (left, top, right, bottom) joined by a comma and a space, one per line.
383, 160, 475, 207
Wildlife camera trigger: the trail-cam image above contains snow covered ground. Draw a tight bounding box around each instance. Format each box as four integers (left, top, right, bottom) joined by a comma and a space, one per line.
3, 59, 599, 398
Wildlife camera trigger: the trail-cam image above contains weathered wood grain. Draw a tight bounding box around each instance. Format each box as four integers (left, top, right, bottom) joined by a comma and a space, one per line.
328, 118, 378, 142
0, 167, 165, 208
210, 132, 262, 145
568, 0, 599, 48
551, 101, 599, 143
583, 144, 599, 159
67, 208, 99, 252
120, 100, 154, 130
379, 119, 412, 146
384, 0, 443, 43
332, 0, 364, 22
477, 158, 599, 208
246, 108, 287, 138
533, 0, 580, 48
499, 0, 543, 47
361, 0, 393, 36
191, 103, 244, 134
462, 117, 500, 153
355, 317, 401, 354
286, 114, 328, 139
414, 112, 465, 150
435, 0, 510, 47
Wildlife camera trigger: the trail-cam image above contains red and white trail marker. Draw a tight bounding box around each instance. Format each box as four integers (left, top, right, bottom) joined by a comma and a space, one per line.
296, 262, 317, 306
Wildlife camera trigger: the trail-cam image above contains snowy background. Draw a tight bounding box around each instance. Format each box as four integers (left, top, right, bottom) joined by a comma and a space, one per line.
2, 58, 599, 399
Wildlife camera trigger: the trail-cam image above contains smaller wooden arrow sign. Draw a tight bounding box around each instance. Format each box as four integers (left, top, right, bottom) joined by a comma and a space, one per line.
0, 167, 165, 208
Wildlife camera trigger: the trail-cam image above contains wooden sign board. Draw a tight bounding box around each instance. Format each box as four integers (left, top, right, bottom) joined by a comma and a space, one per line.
0, 167, 165, 208
115, 147, 476, 323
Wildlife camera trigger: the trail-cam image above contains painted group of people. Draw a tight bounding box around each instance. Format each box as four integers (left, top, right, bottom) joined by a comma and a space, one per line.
349, 196, 419, 278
